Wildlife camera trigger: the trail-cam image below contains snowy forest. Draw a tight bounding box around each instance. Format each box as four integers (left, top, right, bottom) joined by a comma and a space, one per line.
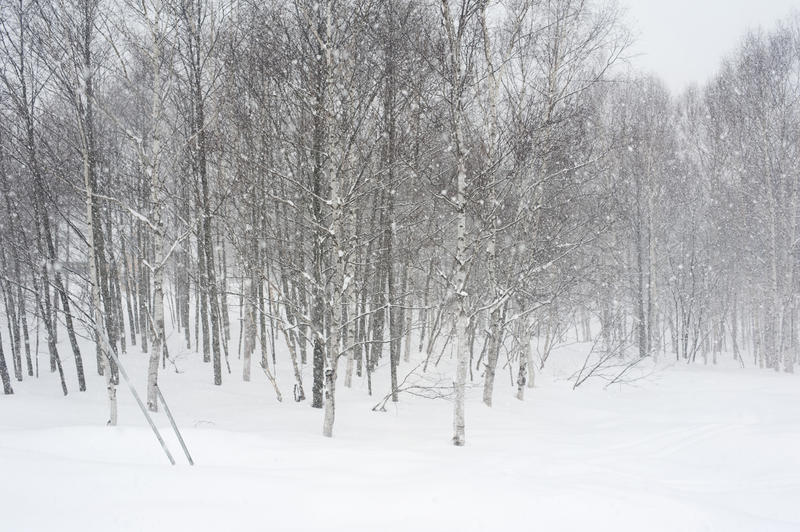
1, 0, 800, 530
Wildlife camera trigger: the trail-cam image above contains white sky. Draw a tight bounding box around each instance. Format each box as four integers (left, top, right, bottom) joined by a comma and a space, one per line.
620, 0, 799, 93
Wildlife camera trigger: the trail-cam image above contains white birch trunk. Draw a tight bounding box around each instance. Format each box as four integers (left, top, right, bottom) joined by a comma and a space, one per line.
242, 278, 254, 382
78, 5, 116, 424
144, 6, 166, 413
525, 327, 535, 389
403, 294, 413, 363
480, 2, 502, 408
322, 174, 343, 438
516, 322, 529, 401
85, 133, 117, 426
343, 206, 357, 388
440, 0, 471, 446
321, 0, 341, 438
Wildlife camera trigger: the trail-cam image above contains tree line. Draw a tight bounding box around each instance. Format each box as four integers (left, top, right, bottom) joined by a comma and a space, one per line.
1, 0, 798, 444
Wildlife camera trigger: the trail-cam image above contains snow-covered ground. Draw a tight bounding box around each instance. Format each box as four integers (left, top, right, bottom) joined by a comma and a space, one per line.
2, 338, 799, 531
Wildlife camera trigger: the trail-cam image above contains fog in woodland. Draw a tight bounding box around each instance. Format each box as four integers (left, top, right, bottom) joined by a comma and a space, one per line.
1, 1, 799, 530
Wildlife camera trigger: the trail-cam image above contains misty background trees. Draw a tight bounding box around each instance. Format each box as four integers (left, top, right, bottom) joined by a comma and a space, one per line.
1, 0, 799, 444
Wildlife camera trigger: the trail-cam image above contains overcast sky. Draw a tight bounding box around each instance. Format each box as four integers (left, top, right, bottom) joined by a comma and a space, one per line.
620, 0, 799, 93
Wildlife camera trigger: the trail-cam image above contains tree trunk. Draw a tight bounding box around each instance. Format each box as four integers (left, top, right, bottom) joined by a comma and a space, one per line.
0, 330, 13, 395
